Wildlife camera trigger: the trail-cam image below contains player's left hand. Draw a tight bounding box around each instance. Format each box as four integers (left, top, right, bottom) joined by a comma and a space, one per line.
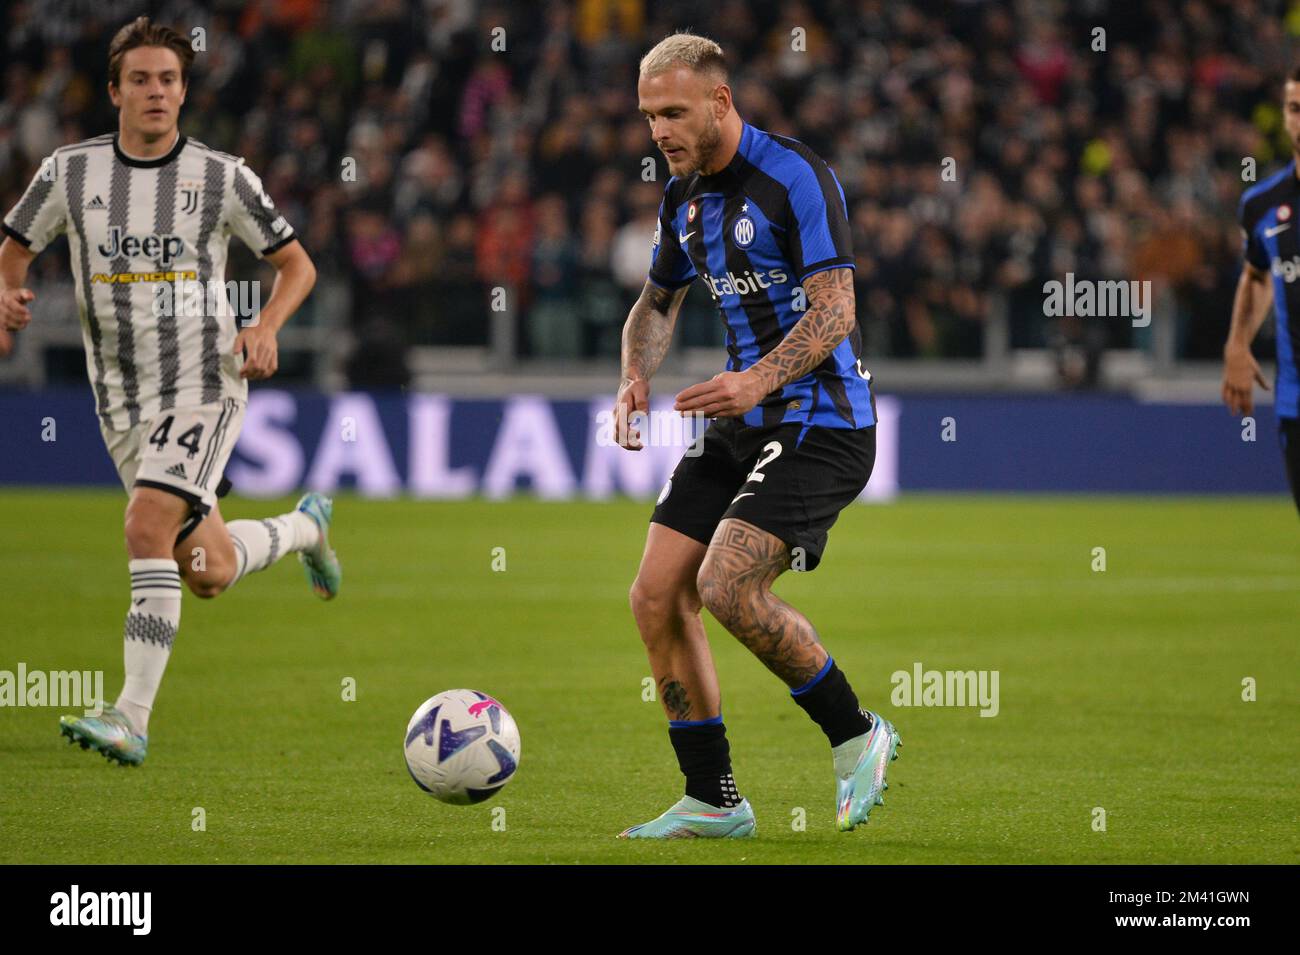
234, 322, 279, 380
674, 371, 768, 418
1221, 343, 1269, 415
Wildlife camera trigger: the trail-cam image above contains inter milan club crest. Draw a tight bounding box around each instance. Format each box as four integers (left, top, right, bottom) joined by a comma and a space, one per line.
733, 215, 755, 248
179, 182, 200, 215
1280, 205, 1292, 222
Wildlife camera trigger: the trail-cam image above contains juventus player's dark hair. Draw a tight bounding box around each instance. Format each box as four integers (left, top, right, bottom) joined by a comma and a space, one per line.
107, 17, 195, 89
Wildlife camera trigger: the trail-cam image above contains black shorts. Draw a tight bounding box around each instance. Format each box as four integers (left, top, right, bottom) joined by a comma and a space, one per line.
1280, 417, 1300, 514
650, 416, 875, 571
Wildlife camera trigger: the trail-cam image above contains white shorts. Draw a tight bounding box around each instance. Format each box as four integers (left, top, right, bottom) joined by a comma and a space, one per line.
100, 398, 245, 518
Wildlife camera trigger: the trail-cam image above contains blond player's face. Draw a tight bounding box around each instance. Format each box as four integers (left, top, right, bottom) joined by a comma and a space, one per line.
110, 46, 187, 141
638, 66, 724, 177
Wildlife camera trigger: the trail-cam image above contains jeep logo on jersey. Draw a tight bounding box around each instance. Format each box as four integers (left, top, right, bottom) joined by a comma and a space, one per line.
702, 267, 790, 298
97, 227, 184, 268
1272, 254, 1300, 283
732, 215, 755, 248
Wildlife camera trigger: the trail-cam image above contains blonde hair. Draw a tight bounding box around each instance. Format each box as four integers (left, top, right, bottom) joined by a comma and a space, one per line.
639, 32, 727, 80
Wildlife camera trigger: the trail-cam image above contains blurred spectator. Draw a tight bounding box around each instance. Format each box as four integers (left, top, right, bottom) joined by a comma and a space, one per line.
529, 194, 580, 356
576, 198, 624, 356
609, 183, 659, 303
427, 212, 489, 346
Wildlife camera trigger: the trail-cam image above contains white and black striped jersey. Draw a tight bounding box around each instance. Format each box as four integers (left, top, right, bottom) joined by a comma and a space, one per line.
3, 133, 296, 430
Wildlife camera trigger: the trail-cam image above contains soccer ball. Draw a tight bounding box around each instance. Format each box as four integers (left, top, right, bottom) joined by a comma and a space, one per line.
403, 689, 521, 804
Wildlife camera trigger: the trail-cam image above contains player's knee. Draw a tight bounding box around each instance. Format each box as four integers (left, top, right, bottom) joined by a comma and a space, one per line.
628, 577, 662, 624
184, 572, 227, 599
183, 562, 233, 599
124, 503, 180, 557
629, 576, 701, 630
180, 547, 235, 599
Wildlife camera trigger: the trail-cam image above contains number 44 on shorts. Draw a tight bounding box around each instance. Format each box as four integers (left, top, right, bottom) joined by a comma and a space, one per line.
149, 415, 205, 460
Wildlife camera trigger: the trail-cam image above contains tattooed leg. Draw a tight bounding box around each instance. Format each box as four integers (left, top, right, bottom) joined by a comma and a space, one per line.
629, 523, 722, 722
697, 518, 828, 688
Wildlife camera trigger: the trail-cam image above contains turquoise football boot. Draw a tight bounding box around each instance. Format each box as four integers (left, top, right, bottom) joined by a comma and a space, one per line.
834, 712, 901, 831
59, 704, 147, 766
296, 492, 341, 600
619, 796, 756, 839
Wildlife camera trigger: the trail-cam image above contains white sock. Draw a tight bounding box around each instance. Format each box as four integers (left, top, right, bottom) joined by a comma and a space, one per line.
226, 512, 320, 587
116, 558, 182, 736
830, 712, 876, 779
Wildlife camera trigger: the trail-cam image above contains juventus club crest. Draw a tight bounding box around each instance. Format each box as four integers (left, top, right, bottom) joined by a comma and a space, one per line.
179, 182, 200, 215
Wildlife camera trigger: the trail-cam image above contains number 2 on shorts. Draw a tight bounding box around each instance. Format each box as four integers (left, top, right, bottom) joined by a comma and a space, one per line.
746, 441, 783, 484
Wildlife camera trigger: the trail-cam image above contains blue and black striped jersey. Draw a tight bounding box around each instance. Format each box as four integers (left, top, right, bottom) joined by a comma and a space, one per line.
1239, 160, 1300, 419
648, 122, 874, 430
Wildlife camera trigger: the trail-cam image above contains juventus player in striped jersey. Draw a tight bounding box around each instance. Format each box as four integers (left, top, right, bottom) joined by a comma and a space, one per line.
0, 18, 341, 765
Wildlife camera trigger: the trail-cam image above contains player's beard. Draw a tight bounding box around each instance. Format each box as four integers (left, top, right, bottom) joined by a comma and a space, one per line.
682, 118, 722, 176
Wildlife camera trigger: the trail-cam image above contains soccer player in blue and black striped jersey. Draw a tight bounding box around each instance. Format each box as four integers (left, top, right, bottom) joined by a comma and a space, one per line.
1226, 67, 1300, 514
613, 33, 900, 839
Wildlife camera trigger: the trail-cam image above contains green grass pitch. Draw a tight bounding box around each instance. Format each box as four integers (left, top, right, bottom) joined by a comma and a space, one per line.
1, 490, 1297, 864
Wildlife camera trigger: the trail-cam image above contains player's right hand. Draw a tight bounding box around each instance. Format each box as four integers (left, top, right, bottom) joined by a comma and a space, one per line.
1221, 344, 1269, 415
0, 288, 35, 331
614, 376, 650, 450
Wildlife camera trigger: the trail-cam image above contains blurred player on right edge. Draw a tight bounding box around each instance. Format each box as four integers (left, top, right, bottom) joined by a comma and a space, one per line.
1224, 66, 1300, 515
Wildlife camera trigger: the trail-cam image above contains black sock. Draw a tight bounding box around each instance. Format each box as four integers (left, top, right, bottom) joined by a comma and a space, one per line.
791, 659, 873, 746
668, 720, 742, 808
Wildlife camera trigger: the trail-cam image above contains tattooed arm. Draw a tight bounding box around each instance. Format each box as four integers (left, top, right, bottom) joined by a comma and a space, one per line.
673, 268, 856, 418
615, 281, 690, 450
749, 268, 856, 394
622, 281, 689, 381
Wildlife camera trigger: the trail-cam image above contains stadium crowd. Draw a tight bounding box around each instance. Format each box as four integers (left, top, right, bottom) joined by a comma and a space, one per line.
2, 0, 1297, 380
